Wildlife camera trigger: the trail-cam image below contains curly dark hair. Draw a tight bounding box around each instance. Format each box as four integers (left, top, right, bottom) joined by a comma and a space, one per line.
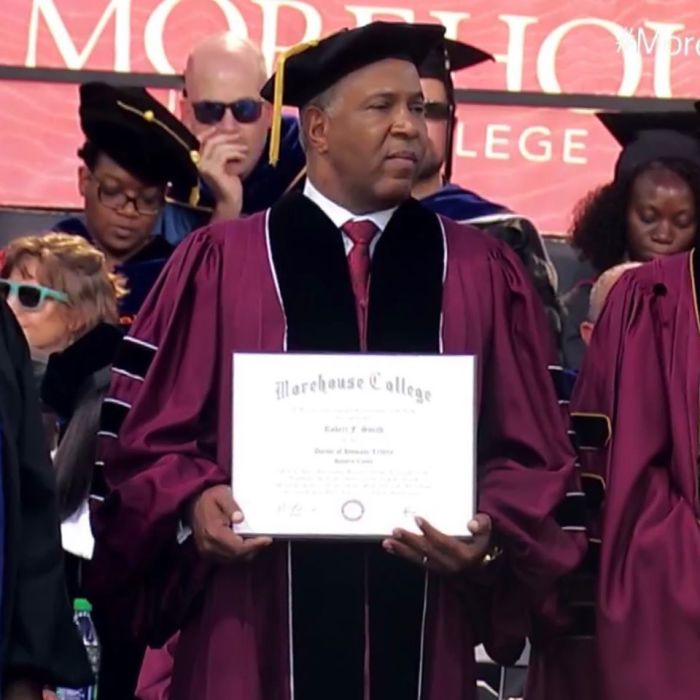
77, 140, 100, 170
570, 158, 700, 273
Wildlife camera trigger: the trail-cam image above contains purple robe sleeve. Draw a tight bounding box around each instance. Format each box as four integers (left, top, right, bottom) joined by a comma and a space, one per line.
477, 246, 585, 589
462, 245, 586, 661
89, 228, 228, 645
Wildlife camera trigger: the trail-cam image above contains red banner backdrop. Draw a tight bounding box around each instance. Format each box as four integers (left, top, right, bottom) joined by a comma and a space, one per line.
1, 0, 700, 232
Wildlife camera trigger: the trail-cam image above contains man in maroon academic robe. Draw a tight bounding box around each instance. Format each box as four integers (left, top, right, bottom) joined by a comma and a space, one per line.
89, 21, 584, 700
528, 247, 700, 700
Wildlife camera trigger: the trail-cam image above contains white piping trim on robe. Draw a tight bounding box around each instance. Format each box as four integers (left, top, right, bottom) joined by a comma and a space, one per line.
123, 336, 158, 351
265, 208, 289, 352
417, 572, 430, 699
460, 211, 519, 226
103, 397, 132, 409
97, 430, 118, 439
112, 367, 145, 382
437, 215, 448, 355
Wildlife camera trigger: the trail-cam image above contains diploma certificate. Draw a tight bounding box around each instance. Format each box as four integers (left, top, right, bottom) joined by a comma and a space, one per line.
232, 353, 475, 538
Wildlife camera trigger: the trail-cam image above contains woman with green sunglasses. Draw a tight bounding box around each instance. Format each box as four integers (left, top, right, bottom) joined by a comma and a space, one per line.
0, 233, 120, 364
0, 279, 69, 310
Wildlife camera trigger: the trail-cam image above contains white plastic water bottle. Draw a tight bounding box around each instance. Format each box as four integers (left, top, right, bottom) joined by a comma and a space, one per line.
56, 598, 100, 700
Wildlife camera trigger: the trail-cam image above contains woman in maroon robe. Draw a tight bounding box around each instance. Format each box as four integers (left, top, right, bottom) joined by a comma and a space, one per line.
562, 110, 700, 370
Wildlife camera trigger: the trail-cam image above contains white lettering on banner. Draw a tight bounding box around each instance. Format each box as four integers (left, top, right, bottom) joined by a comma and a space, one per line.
484, 124, 511, 160
520, 126, 551, 162
251, 0, 322, 75
537, 18, 643, 95
20, 4, 699, 98
635, 27, 660, 54
345, 5, 414, 26
494, 14, 539, 92
428, 11, 471, 39
145, 0, 248, 74
25, 0, 131, 70
645, 22, 686, 97
456, 122, 591, 164
563, 128, 588, 164
455, 123, 478, 158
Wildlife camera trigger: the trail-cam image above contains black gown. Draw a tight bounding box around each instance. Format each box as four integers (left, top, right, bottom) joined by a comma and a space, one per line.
42, 322, 144, 700
0, 299, 92, 689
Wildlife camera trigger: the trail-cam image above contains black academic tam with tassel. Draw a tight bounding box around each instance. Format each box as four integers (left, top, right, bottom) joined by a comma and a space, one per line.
79, 81, 201, 204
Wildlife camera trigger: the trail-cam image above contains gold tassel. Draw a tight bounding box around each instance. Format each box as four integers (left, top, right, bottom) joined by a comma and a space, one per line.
268, 40, 320, 166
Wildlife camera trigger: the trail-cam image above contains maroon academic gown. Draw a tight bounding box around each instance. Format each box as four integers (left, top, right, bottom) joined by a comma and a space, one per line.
89, 193, 584, 700
529, 249, 700, 700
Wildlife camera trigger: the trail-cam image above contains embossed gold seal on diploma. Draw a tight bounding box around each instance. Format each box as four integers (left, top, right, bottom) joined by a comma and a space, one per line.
231, 353, 476, 538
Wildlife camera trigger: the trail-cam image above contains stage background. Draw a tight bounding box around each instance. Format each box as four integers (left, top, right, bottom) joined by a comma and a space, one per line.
1, 0, 699, 234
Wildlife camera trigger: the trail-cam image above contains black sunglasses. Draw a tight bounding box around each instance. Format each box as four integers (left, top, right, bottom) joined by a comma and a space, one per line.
424, 101, 453, 121
192, 99, 264, 125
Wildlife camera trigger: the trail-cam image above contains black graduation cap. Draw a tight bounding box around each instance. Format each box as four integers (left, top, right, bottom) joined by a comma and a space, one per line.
261, 21, 445, 164
597, 109, 700, 180
417, 39, 493, 182
418, 39, 493, 82
79, 82, 200, 203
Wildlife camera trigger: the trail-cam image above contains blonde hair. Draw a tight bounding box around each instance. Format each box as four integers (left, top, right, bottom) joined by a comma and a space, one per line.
1, 233, 126, 337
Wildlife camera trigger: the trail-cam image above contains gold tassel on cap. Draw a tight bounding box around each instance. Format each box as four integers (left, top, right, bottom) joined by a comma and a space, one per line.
268, 39, 319, 167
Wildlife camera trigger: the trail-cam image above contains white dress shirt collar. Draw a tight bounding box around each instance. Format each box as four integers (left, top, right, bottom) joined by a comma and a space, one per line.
303, 179, 396, 233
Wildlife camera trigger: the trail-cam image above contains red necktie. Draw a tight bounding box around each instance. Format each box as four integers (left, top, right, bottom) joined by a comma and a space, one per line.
342, 219, 378, 351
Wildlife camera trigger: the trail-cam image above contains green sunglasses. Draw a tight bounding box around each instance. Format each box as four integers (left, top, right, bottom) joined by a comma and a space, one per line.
0, 279, 69, 310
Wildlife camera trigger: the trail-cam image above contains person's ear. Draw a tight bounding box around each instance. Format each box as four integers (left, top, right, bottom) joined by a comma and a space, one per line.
180, 96, 195, 131
65, 306, 85, 343
78, 165, 91, 198
260, 101, 272, 129
304, 105, 331, 156
580, 320, 594, 346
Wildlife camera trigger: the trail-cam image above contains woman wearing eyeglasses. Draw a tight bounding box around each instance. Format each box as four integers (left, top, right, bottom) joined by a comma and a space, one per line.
0, 233, 146, 699
55, 82, 201, 327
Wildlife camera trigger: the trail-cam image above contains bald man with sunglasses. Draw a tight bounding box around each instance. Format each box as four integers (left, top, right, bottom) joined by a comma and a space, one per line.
160, 34, 306, 244
182, 36, 271, 208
